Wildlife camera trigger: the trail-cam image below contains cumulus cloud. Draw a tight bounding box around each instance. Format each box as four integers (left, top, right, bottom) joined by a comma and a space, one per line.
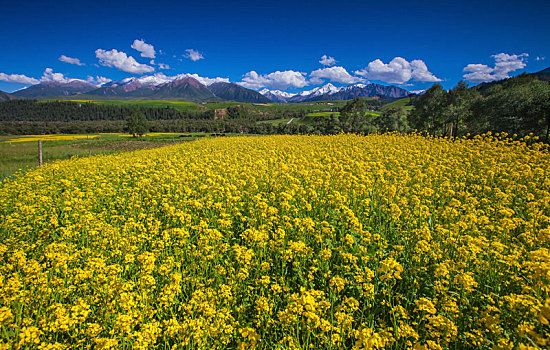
410, 60, 441, 82
1, 68, 92, 85
355, 57, 441, 84
319, 55, 336, 66
41, 68, 69, 83
184, 49, 204, 62
0, 72, 40, 85
536, 56, 546, 61
131, 39, 156, 59
462, 64, 495, 83
463, 53, 528, 83
95, 49, 155, 74
176, 73, 229, 86
310, 66, 365, 85
238, 70, 309, 90
58, 55, 85, 66
87, 75, 112, 86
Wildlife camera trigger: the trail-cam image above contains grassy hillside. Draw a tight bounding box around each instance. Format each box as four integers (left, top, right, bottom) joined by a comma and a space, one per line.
62, 99, 202, 112
381, 97, 413, 111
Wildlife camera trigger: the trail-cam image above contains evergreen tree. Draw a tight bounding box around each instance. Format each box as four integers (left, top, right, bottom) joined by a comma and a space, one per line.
127, 108, 148, 137
408, 84, 448, 135
377, 106, 408, 132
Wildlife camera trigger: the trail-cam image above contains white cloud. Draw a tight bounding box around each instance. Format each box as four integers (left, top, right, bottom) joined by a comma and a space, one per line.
0, 72, 40, 85
41, 68, 69, 83
58, 55, 85, 66
184, 49, 204, 62
462, 64, 495, 83
319, 55, 336, 66
536, 56, 546, 61
149, 60, 170, 70
1, 68, 93, 86
176, 73, 229, 86
463, 53, 528, 83
87, 75, 112, 86
238, 70, 309, 90
410, 60, 442, 82
355, 57, 411, 84
95, 49, 155, 74
355, 57, 441, 84
131, 39, 156, 59
310, 66, 365, 85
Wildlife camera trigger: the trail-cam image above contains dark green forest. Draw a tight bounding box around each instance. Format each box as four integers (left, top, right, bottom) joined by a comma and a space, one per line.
316, 74, 550, 140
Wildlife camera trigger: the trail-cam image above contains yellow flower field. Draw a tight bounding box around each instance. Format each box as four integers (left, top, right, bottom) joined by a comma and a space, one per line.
3, 134, 100, 143
0, 134, 549, 349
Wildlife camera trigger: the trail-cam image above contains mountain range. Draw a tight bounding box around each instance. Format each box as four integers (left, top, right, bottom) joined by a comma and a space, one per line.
0, 90, 15, 101
6, 75, 415, 103
11, 80, 98, 98
260, 83, 411, 103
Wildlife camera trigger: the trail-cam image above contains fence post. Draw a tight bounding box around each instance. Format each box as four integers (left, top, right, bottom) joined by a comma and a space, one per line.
38, 139, 43, 166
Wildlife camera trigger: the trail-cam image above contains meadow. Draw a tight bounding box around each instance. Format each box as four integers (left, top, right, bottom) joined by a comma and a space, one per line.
63, 100, 201, 112
0, 133, 218, 181
381, 98, 414, 112
0, 133, 549, 349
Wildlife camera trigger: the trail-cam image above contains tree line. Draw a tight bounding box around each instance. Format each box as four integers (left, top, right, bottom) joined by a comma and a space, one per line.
410, 75, 550, 139
306, 74, 550, 140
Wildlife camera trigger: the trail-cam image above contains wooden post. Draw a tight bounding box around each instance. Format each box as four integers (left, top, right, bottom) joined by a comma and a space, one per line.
89, 149, 92, 157
172, 136, 175, 143
38, 139, 43, 166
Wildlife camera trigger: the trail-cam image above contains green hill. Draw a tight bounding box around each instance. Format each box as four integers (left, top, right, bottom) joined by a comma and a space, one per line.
208, 82, 271, 103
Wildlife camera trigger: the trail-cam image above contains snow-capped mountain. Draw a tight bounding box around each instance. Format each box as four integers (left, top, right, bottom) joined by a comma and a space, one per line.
259, 84, 343, 103
260, 83, 412, 103
339, 83, 367, 91
101, 73, 229, 90
291, 83, 340, 102
259, 89, 297, 103
11, 73, 415, 102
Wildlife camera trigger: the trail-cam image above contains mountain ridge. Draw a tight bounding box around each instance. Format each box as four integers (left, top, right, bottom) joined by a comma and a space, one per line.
12, 80, 98, 98
260, 83, 413, 103
209, 82, 271, 103
10, 76, 416, 103
0, 90, 15, 101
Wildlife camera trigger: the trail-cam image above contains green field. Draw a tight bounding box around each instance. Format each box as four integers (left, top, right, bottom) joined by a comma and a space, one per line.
305, 111, 340, 117
0, 133, 239, 181
61, 99, 202, 112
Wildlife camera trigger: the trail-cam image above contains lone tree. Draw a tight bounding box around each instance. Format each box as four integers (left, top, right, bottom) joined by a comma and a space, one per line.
127, 108, 148, 137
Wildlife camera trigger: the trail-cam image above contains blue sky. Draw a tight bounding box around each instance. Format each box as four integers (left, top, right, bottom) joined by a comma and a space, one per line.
0, 0, 549, 93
